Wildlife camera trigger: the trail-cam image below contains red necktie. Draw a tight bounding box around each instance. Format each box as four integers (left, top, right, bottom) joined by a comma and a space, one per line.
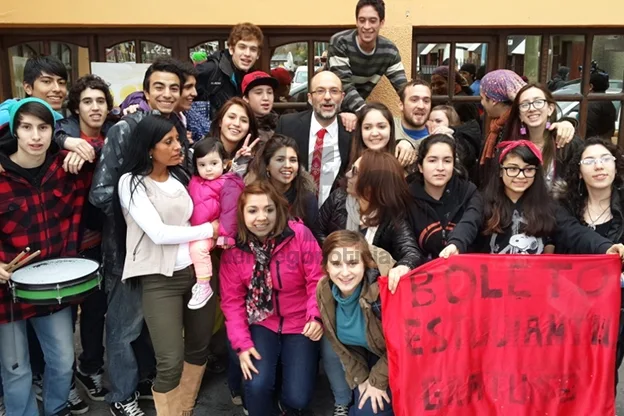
311, 128, 327, 195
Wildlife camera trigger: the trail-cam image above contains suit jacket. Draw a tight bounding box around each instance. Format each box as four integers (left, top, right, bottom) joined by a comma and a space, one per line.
275, 110, 351, 185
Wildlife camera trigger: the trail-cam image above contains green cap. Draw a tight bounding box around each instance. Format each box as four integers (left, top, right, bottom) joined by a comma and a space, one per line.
9, 97, 62, 136
191, 51, 208, 63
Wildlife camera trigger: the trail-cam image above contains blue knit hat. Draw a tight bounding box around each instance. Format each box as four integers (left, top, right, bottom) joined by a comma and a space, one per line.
8, 97, 62, 136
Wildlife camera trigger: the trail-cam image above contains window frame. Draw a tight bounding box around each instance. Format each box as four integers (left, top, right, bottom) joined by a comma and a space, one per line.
412, 27, 624, 145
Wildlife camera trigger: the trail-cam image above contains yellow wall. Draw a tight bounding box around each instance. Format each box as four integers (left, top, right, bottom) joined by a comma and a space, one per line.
3, 0, 622, 113
368, 25, 411, 115
2, 0, 624, 27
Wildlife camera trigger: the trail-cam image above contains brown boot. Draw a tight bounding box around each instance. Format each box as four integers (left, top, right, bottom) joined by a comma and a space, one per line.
179, 362, 207, 416
152, 386, 182, 416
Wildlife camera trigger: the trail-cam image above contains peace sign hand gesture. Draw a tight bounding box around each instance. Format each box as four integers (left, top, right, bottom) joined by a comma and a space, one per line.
233, 134, 261, 162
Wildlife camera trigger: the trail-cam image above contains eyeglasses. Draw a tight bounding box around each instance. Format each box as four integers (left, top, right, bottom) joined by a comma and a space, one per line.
579, 155, 617, 166
501, 166, 538, 178
312, 88, 342, 97
518, 99, 547, 112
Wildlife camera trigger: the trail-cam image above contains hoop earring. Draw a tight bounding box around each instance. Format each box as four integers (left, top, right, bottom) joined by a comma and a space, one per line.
266, 170, 271, 178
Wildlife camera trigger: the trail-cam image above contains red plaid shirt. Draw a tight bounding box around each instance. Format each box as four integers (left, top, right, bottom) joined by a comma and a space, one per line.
0, 151, 90, 324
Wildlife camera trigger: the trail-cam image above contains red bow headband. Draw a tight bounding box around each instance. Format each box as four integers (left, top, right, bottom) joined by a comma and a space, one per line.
497, 140, 543, 164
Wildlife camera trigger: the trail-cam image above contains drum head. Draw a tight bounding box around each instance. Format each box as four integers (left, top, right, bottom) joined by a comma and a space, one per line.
11, 258, 100, 285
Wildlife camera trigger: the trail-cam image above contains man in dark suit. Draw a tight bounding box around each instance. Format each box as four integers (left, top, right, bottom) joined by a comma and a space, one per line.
275, 70, 351, 207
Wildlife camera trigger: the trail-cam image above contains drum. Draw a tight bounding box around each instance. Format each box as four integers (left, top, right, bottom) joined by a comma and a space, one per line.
10, 258, 101, 305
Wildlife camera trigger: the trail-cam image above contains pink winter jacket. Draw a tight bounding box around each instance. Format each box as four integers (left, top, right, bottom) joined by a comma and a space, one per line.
220, 220, 323, 353
188, 172, 244, 238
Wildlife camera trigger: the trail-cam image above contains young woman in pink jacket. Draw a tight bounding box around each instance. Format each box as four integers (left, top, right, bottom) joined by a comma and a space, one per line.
219, 181, 324, 416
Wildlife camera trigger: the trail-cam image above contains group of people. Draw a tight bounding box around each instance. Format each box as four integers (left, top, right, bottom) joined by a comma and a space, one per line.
0, 1, 623, 416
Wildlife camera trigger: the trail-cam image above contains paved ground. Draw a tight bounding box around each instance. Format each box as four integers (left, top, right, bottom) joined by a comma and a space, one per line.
72, 359, 624, 416
71, 328, 624, 415
74, 363, 334, 416
71, 327, 334, 416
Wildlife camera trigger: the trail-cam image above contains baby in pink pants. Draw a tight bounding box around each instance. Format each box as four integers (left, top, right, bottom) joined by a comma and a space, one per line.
187, 137, 245, 309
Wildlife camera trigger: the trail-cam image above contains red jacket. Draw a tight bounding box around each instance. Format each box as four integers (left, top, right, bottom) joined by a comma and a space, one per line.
0, 151, 90, 324
220, 220, 323, 353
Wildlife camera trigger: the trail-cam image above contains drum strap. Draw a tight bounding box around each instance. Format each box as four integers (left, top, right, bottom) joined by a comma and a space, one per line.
7, 281, 20, 370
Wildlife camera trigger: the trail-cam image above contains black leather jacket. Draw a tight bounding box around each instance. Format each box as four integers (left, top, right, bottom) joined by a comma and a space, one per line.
319, 188, 425, 269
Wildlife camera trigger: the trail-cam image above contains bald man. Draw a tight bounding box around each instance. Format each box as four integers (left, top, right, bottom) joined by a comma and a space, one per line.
275, 70, 351, 206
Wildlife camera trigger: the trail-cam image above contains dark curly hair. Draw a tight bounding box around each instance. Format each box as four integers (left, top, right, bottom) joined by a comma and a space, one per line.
67, 74, 114, 115
560, 137, 624, 221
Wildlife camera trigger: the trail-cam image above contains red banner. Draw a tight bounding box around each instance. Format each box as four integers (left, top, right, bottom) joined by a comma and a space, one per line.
379, 255, 621, 416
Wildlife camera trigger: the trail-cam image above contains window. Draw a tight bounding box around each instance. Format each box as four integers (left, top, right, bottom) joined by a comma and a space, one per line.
412, 36, 493, 101
189, 41, 220, 60
140, 41, 171, 64
506, 35, 541, 83
412, 29, 624, 144
268, 39, 330, 110
106, 41, 136, 63
7, 41, 87, 99
8, 43, 42, 97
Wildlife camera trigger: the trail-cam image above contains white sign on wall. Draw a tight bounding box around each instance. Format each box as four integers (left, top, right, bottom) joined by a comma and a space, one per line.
91, 62, 151, 106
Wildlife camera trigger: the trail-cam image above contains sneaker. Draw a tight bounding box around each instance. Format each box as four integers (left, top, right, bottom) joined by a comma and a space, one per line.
333, 405, 349, 416
230, 390, 242, 406
33, 374, 44, 402
68, 382, 89, 415
76, 368, 108, 401
187, 282, 214, 309
0, 396, 6, 416
110, 392, 145, 416
136, 379, 154, 401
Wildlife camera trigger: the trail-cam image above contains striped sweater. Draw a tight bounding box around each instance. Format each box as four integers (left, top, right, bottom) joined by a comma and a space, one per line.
328, 29, 407, 112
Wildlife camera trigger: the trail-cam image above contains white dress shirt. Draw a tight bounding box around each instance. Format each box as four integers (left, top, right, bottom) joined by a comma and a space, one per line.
309, 115, 341, 206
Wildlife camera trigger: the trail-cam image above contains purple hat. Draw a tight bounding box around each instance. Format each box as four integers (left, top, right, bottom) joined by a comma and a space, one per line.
480, 69, 526, 103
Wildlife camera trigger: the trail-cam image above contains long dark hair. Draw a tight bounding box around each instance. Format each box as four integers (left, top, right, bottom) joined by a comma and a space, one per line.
482, 145, 556, 236
407, 134, 466, 184
248, 134, 313, 222
356, 149, 412, 227
561, 137, 624, 220
350, 102, 397, 165
112, 115, 190, 256
503, 83, 559, 171
208, 97, 259, 158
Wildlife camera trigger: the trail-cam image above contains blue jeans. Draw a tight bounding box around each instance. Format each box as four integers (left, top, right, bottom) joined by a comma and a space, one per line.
321, 335, 352, 406
0, 307, 74, 416
350, 386, 393, 416
227, 338, 243, 394
105, 273, 155, 403
244, 325, 319, 416
349, 355, 393, 416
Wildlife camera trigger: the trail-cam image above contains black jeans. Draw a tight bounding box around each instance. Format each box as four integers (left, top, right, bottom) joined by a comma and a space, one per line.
75, 246, 108, 374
